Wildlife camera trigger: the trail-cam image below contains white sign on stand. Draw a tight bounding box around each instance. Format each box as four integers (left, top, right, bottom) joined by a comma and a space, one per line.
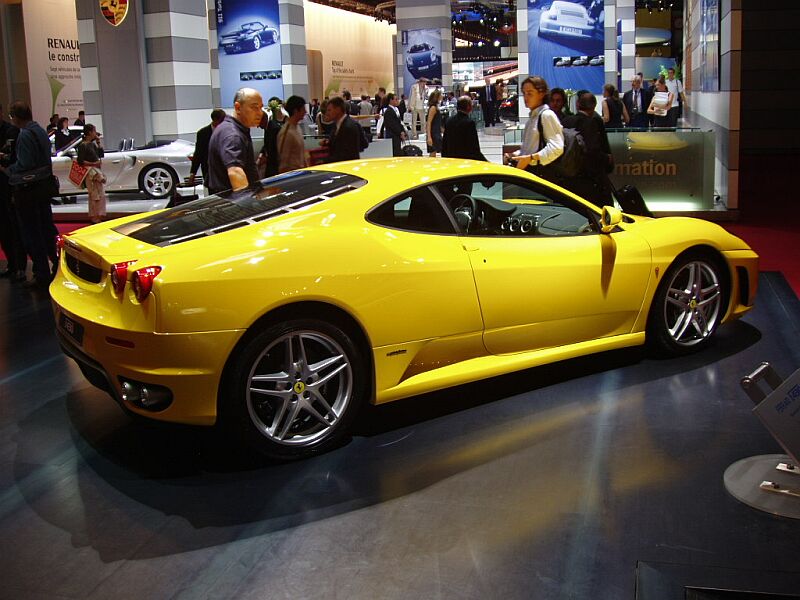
752, 367, 800, 466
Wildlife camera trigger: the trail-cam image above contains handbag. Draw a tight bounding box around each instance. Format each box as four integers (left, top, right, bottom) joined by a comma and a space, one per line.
69, 161, 89, 186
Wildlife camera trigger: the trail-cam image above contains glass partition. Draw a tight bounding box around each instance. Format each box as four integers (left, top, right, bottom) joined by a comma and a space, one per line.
503, 127, 717, 212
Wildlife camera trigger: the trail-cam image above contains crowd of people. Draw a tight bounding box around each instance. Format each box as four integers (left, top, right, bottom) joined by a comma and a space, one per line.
0, 68, 686, 290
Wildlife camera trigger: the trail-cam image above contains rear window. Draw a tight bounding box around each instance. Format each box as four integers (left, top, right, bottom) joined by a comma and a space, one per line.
113, 170, 366, 247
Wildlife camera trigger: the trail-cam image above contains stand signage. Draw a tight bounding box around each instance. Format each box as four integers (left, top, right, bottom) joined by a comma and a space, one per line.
22, 0, 84, 123
215, 0, 283, 107
402, 28, 442, 98
527, 0, 605, 92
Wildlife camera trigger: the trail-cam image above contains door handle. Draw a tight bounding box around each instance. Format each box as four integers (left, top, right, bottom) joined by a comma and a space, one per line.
112, 159, 122, 164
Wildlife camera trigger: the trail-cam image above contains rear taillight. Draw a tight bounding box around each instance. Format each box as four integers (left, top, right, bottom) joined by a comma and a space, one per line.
55, 234, 67, 260
110, 261, 137, 295
131, 266, 162, 302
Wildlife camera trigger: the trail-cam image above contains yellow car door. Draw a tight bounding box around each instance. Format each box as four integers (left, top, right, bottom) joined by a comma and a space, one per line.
435, 176, 652, 355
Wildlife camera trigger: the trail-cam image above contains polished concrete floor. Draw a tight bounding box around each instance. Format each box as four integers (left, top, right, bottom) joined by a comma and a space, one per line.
2, 273, 800, 599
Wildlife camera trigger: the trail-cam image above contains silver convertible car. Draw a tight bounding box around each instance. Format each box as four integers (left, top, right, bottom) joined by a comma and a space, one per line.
53, 131, 195, 199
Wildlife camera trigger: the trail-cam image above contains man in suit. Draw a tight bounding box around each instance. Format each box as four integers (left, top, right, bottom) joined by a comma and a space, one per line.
188, 108, 226, 188
380, 93, 406, 156
73, 110, 86, 127
323, 96, 361, 163
441, 96, 487, 161
481, 79, 495, 127
0, 104, 25, 281
622, 77, 650, 128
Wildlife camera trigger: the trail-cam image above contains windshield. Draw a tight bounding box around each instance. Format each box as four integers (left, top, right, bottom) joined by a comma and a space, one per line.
114, 171, 366, 247
409, 44, 431, 53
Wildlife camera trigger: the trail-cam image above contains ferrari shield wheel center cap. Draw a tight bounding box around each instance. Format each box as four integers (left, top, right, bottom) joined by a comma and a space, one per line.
689, 299, 698, 309
293, 382, 306, 394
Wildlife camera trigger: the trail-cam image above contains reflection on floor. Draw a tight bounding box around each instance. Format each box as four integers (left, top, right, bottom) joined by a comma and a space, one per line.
2, 274, 800, 599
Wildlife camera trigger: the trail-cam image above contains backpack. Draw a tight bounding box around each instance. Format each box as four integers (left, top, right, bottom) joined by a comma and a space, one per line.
537, 109, 585, 178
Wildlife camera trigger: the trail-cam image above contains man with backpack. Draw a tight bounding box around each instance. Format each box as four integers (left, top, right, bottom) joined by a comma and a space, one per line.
504, 76, 564, 184
562, 92, 613, 208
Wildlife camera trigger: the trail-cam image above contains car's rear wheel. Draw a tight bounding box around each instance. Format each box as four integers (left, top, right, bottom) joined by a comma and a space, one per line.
225, 319, 366, 460
647, 252, 727, 355
139, 164, 177, 199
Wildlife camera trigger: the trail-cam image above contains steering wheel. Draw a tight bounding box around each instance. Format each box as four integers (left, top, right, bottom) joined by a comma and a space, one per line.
449, 193, 478, 232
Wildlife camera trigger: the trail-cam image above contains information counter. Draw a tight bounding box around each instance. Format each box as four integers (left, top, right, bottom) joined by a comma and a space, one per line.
503, 127, 717, 213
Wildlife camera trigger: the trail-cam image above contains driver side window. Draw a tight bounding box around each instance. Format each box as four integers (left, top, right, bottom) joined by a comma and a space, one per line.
434, 177, 598, 237
367, 186, 456, 234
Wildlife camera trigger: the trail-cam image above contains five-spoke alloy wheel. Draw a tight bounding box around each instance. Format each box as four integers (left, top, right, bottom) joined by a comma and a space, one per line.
648, 253, 727, 355
140, 164, 177, 199
227, 319, 366, 460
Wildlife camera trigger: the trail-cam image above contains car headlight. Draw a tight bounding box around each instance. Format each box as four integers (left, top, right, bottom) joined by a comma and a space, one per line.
548, 12, 557, 20
430, 52, 437, 62
407, 56, 413, 65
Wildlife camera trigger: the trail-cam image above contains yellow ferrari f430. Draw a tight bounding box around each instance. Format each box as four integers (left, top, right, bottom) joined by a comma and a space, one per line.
51, 159, 758, 459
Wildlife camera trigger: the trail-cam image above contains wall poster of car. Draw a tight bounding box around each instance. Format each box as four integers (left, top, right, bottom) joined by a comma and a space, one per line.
215, 0, 282, 105
402, 28, 443, 98
528, 0, 604, 93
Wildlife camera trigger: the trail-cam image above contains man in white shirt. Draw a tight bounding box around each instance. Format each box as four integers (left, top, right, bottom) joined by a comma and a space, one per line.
665, 67, 686, 127
407, 79, 427, 139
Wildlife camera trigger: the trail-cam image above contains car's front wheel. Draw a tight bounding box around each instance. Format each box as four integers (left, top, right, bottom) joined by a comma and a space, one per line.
139, 164, 177, 199
225, 319, 367, 460
252, 35, 261, 50
647, 252, 727, 355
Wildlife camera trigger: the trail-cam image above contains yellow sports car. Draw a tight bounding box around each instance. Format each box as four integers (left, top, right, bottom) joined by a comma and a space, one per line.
51, 159, 758, 459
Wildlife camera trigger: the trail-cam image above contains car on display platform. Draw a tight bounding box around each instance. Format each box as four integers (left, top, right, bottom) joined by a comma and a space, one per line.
589, 55, 605, 66
51, 159, 759, 460
406, 43, 440, 79
538, 1, 596, 40
53, 136, 195, 199
555, 57, 572, 67
572, 56, 589, 66
219, 21, 278, 54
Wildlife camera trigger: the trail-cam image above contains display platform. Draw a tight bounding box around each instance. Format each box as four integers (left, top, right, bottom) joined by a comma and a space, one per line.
2, 273, 800, 599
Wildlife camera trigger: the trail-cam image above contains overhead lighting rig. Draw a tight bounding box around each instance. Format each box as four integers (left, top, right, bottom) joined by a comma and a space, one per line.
636, 0, 680, 12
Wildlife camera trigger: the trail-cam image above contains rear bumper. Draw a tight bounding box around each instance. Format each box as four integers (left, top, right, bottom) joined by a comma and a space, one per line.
53, 302, 243, 426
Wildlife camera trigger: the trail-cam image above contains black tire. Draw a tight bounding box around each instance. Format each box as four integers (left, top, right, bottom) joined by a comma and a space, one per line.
647, 251, 728, 356
252, 35, 261, 51
223, 318, 367, 460
138, 164, 177, 199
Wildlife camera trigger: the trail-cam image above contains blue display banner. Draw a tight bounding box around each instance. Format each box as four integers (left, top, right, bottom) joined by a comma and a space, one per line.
215, 0, 283, 105
402, 28, 443, 98
527, 0, 605, 93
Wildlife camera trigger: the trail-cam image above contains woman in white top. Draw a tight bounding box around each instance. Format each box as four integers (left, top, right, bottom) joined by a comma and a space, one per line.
504, 76, 564, 183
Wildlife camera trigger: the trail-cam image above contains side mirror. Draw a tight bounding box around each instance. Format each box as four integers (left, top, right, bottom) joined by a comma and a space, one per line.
600, 205, 622, 234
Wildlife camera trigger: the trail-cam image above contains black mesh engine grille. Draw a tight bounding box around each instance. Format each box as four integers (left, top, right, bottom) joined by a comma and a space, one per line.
66, 253, 103, 283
